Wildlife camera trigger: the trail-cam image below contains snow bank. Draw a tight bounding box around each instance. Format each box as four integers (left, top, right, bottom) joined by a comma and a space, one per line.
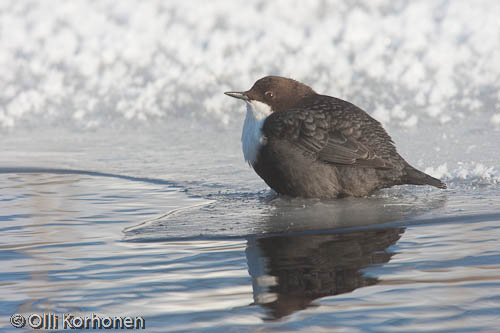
0, 0, 499, 129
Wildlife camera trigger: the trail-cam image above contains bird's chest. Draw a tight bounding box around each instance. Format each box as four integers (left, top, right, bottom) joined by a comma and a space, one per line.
241, 101, 271, 166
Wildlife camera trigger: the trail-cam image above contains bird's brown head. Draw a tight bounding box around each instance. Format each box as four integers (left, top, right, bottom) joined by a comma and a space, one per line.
225, 76, 316, 112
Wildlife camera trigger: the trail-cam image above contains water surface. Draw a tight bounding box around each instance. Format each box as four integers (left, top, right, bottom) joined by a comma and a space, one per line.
1, 128, 500, 332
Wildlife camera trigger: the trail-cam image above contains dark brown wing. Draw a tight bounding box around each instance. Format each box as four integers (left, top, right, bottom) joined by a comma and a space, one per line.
262, 95, 400, 169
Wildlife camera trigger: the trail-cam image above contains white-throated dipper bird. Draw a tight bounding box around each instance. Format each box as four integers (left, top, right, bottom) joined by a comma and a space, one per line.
225, 76, 447, 199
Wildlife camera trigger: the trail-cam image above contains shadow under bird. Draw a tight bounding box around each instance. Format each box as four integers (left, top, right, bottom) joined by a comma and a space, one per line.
225, 76, 446, 199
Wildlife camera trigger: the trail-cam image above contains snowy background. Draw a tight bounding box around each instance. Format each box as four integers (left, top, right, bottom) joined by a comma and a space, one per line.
1, 0, 500, 182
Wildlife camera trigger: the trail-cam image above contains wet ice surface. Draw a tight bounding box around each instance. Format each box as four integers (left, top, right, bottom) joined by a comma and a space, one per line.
2, 0, 500, 331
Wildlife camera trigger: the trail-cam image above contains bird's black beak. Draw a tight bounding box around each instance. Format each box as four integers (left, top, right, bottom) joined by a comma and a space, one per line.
224, 91, 249, 101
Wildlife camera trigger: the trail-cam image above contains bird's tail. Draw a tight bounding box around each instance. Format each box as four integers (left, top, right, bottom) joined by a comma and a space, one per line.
403, 166, 447, 189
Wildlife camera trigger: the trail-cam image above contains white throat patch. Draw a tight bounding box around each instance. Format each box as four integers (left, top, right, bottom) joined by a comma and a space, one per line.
241, 100, 272, 166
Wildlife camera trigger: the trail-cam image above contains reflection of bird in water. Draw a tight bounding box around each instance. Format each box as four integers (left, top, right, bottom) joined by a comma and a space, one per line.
246, 227, 404, 319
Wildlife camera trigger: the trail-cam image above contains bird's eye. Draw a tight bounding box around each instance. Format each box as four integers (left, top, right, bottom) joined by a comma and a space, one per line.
265, 91, 274, 99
